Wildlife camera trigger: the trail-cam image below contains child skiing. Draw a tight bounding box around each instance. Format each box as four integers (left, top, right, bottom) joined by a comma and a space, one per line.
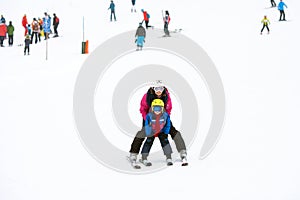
24, 35, 31, 55
129, 80, 188, 168
140, 99, 173, 166
261, 15, 270, 34
163, 10, 171, 37
135, 22, 146, 51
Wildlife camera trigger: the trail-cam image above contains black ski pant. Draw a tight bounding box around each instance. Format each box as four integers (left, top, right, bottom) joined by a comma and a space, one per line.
0, 36, 4, 47
129, 120, 186, 154
145, 20, 152, 29
164, 23, 170, 36
54, 24, 59, 35
261, 24, 270, 33
141, 133, 172, 158
271, 0, 276, 7
31, 32, 40, 44
24, 46, 30, 54
279, 10, 286, 20
8, 35, 13, 45
110, 11, 116, 21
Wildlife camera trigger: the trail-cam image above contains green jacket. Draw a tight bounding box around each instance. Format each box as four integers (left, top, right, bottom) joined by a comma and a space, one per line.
7, 25, 14, 36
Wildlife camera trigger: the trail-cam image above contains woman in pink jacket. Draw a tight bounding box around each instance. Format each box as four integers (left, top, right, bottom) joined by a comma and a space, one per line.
129, 80, 187, 165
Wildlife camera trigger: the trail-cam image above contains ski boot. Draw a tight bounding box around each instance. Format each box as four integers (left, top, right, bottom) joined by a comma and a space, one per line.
180, 150, 188, 166
140, 159, 152, 166
127, 153, 141, 169
166, 158, 173, 166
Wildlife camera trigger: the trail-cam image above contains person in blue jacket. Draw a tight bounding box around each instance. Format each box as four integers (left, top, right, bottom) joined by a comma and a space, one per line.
108, 0, 116, 21
140, 99, 173, 166
43, 12, 51, 39
278, 0, 288, 21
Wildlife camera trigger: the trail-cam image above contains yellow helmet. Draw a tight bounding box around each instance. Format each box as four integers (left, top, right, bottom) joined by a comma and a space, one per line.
151, 99, 164, 107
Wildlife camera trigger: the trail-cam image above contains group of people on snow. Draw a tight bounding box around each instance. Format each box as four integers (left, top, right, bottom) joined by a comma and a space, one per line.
0, 12, 59, 55
261, 0, 288, 35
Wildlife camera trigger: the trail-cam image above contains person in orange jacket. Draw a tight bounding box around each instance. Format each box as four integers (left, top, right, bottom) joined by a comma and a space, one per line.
22, 14, 28, 36
0, 22, 7, 47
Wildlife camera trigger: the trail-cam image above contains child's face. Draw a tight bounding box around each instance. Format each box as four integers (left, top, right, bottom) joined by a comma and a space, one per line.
153, 106, 162, 115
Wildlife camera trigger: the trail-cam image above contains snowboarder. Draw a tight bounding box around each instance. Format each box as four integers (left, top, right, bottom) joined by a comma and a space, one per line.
141, 9, 153, 29
278, 0, 288, 21
260, 15, 270, 34
24, 34, 31, 55
129, 80, 188, 166
163, 10, 171, 37
108, 0, 117, 21
53, 13, 59, 37
22, 14, 28, 36
7, 21, 14, 46
43, 12, 51, 40
131, 0, 136, 12
0, 22, 7, 47
31, 18, 40, 43
135, 22, 146, 51
270, 0, 276, 7
140, 99, 173, 166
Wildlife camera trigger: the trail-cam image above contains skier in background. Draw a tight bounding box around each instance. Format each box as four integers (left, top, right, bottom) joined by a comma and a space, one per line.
53, 13, 59, 37
108, 0, 117, 21
135, 22, 146, 51
260, 15, 270, 34
24, 34, 31, 55
22, 14, 28, 36
141, 9, 153, 29
0, 15, 6, 24
43, 12, 51, 40
270, 0, 276, 7
7, 21, 14, 46
0, 22, 7, 47
131, 0, 136, 12
278, 0, 288, 21
163, 10, 171, 37
140, 99, 173, 166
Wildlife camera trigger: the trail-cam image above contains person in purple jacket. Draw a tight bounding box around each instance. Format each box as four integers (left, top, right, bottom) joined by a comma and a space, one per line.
128, 80, 187, 165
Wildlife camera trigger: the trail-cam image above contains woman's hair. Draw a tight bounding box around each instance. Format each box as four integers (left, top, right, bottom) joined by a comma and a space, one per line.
165, 10, 169, 16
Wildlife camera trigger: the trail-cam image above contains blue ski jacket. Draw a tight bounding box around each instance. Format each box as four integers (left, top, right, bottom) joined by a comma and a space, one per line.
144, 112, 171, 136
43, 17, 51, 33
109, 3, 115, 11
278, 2, 287, 10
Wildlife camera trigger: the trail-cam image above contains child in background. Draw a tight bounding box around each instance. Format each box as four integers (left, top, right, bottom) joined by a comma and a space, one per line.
261, 15, 270, 34
24, 35, 31, 55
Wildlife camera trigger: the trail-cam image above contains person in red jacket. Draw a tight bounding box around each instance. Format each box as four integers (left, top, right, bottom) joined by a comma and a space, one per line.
22, 14, 28, 36
0, 22, 7, 47
141, 9, 153, 29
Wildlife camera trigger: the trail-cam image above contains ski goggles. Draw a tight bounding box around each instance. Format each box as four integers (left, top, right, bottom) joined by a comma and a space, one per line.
153, 106, 163, 112
153, 86, 164, 92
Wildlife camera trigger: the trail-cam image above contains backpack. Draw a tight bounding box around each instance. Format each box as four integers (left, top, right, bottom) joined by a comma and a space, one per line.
147, 13, 150, 19
55, 17, 59, 24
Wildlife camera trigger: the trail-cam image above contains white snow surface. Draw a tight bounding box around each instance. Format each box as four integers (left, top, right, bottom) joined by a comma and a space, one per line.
1, 0, 300, 199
